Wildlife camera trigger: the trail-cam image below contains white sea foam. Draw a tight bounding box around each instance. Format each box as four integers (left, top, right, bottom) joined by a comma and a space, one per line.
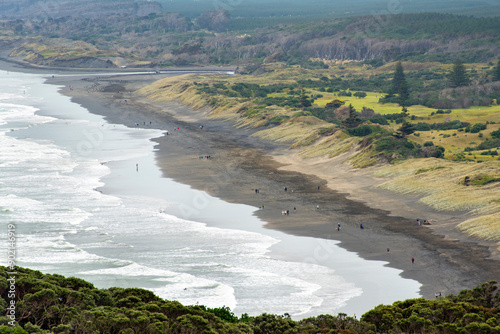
0, 70, 420, 320
81, 262, 238, 310
15, 235, 105, 265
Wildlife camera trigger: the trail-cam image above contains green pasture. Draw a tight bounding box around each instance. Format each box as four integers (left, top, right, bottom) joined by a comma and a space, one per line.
309, 90, 500, 160
312, 90, 404, 114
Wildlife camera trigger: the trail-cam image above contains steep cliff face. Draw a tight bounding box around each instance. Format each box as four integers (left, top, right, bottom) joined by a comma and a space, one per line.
0, 0, 162, 19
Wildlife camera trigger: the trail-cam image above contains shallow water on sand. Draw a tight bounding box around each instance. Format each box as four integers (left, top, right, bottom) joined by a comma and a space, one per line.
0, 69, 420, 318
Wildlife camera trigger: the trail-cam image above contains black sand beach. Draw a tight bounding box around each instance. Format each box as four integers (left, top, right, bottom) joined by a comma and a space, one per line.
20, 66, 496, 303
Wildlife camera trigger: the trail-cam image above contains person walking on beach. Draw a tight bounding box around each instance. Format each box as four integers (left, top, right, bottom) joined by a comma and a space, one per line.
293, 207, 296, 213
284, 186, 287, 192
337, 223, 341, 231
387, 248, 390, 254
412, 257, 415, 264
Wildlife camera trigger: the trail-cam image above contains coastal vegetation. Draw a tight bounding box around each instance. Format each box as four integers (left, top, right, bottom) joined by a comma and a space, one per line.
1, 266, 499, 333
137, 61, 500, 250
0, 0, 499, 329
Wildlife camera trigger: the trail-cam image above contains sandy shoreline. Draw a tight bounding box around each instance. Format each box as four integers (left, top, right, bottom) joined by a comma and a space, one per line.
8, 59, 496, 303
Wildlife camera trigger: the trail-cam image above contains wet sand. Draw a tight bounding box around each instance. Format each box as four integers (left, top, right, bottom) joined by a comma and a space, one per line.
39, 69, 500, 302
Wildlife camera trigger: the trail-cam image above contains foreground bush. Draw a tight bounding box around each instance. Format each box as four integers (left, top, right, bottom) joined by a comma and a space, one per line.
0, 267, 498, 333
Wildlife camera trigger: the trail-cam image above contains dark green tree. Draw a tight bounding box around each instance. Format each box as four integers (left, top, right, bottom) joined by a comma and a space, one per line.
299, 88, 311, 107
493, 59, 500, 82
397, 80, 410, 106
396, 107, 415, 137
391, 61, 406, 94
342, 104, 361, 128
449, 58, 470, 87
391, 61, 409, 106
325, 99, 345, 109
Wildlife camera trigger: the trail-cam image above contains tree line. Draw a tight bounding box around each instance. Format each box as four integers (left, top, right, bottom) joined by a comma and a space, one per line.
1, 266, 499, 333
1, 11, 499, 68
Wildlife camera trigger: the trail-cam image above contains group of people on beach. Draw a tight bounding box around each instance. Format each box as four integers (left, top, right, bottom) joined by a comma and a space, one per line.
416, 217, 431, 225
134, 121, 152, 127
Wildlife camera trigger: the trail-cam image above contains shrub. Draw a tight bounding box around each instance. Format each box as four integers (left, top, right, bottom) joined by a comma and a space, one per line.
353, 91, 367, 98
338, 90, 352, 97
470, 123, 487, 133
490, 129, 500, 139
369, 116, 389, 125
348, 125, 373, 137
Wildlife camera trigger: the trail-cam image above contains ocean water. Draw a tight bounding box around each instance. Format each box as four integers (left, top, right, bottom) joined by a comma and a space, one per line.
0, 69, 420, 319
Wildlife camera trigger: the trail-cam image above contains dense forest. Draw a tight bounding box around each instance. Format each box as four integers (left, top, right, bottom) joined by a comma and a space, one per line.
0, 3, 499, 67
160, 0, 500, 19
1, 266, 499, 333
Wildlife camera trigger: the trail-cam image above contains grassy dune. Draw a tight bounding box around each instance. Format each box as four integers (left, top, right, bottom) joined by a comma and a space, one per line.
137, 70, 500, 250
9, 39, 115, 62
374, 159, 500, 212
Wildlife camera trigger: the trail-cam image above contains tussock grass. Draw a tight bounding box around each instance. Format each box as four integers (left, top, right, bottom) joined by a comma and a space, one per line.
458, 213, 500, 251
375, 159, 500, 212
298, 131, 356, 159
137, 74, 210, 110
252, 118, 330, 144
349, 147, 382, 168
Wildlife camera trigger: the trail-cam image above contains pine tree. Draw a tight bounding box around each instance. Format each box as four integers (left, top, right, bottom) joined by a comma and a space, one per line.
391, 61, 409, 106
493, 59, 500, 82
299, 88, 311, 107
398, 80, 410, 107
397, 106, 415, 138
342, 104, 360, 128
391, 61, 406, 94
449, 58, 469, 87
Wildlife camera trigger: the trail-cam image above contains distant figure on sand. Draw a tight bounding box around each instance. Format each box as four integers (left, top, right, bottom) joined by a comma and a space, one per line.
387, 248, 390, 254
316, 205, 319, 209
412, 257, 415, 264
337, 223, 341, 231
360, 223, 364, 229
136, 163, 138, 171
284, 187, 287, 191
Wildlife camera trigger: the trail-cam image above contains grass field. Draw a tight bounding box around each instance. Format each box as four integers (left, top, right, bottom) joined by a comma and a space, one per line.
309, 90, 500, 160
